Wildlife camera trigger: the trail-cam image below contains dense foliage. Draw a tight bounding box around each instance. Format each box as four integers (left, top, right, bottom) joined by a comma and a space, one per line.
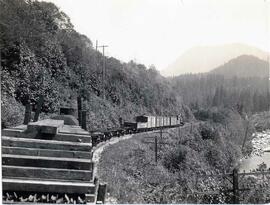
98, 107, 260, 203
0, 0, 191, 129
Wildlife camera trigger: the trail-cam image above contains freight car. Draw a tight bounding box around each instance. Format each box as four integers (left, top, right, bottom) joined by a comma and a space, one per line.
91, 114, 184, 146
124, 115, 183, 132
91, 127, 126, 146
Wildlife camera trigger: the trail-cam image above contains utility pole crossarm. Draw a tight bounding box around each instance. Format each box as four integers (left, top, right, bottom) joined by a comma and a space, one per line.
98, 45, 109, 48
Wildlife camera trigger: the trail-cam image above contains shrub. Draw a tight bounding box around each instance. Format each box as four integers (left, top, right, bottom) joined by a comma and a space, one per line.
194, 109, 210, 121
1, 95, 24, 128
212, 110, 226, 123
199, 123, 217, 140
163, 145, 188, 171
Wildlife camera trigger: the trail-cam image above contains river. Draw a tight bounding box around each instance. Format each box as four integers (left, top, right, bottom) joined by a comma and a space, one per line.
240, 130, 270, 172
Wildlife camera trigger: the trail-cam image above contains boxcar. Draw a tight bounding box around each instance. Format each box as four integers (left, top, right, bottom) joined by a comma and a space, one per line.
170, 116, 177, 126
136, 115, 156, 129
148, 116, 156, 128
165, 117, 170, 127
162, 117, 165, 127
157, 116, 164, 127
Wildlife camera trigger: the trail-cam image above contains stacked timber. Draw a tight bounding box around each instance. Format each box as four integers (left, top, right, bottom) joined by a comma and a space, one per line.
2, 119, 98, 204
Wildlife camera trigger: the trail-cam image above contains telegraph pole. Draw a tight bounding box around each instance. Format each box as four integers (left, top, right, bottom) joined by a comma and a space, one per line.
160, 127, 163, 142
97, 44, 108, 100
144, 133, 169, 164
146, 135, 158, 164
154, 136, 158, 163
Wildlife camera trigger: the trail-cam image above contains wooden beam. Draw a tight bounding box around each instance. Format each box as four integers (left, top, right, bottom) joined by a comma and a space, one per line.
59, 130, 90, 136
82, 111, 87, 130
2, 129, 91, 143
2, 146, 91, 159
97, 183, 107, 204
55, 133, 91, 143
60, 125, 90, 135
2, 136, 92, 152
2, 154, 94, 170
2, 129, 28, 138
23, 103, 32, 125
2, 165, 93, 181
10, 125, 27, 130
27, 119, 64, 134
2, 178, 95, 194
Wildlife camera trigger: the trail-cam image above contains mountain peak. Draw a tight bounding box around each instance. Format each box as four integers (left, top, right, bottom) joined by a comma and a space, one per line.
161, 43, 269, 77
210, 54, 269, 78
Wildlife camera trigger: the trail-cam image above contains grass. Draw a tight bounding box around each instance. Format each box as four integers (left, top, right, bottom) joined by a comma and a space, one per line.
97, 132, 178, 203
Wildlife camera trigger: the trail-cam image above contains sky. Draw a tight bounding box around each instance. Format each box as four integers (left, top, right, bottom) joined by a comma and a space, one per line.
46, 0, 270, 71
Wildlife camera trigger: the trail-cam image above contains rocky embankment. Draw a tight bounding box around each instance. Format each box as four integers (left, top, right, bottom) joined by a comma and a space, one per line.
250, 130, 270, 156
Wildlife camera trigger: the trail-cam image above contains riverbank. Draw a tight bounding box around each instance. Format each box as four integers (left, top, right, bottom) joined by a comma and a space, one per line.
240, 130, 270, 172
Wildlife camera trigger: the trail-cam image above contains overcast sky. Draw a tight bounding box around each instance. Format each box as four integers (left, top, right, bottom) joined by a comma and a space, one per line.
46, 0, 270, 70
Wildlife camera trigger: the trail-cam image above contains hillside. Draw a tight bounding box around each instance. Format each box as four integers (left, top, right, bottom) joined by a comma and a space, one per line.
1, 0, 269, 131
0, 0, 191, 129
97, 107, 257, 203
162, 43, 269, 77
210, 55, 269, 78
171, 72, 269, 113
2, 1, 270, 204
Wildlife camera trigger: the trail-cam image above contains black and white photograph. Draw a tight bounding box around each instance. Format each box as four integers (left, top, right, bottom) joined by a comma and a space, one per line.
0, 0, 270, 204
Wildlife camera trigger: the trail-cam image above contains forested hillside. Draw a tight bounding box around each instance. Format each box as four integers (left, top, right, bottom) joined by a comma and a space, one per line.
1, 0, 269, 131
171, 56, 269, 115
0, 0, 191, 129
211, 55, 268, 78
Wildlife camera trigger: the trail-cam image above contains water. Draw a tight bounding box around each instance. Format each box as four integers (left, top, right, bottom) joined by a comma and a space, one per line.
240, 152, 270, 172
239, 130, 270, 171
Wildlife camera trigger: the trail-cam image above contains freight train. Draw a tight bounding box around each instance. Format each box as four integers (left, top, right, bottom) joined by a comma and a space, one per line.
1, 110, 184, 204
91, 114, 184, 146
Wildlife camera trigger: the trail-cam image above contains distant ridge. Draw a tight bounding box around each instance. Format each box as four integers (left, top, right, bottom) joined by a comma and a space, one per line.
162, 43, 269, 77
210, 55, 269, 78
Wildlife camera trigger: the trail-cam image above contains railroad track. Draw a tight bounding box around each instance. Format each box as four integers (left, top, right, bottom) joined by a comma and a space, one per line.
2, 115, 188, 204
